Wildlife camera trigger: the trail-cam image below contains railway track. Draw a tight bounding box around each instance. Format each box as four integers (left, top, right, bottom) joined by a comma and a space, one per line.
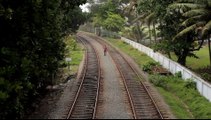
66, 35, 101, 119
85, 33, 164, 119
109, 47, 163, 119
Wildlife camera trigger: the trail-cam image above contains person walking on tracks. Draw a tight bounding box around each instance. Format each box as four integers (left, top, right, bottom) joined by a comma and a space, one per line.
104, 45, 107, 56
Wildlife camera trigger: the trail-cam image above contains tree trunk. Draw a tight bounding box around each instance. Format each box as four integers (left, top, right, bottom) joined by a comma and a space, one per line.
177, 55, 186, 66
208, 35, 211, 68
153, 22, 157, 43
136, 22, 142, 43
167, 52, 172, 59
148, 24, 152, 45
159, 20, 163, 43
177, 46, 190, 66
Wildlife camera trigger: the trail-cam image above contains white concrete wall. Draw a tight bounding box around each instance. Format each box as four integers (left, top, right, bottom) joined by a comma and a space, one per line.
121, 37, 211, 102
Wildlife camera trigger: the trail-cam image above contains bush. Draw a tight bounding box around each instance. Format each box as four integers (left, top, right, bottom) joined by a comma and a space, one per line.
150, 74, 211, 118
175, 71, 182, 78
122, 41, 129, 45
184, 79, 196, 90
142, 61, 160, 73
149, 75, 168, 89
201, 73, 211, 81
142, 63, 152, 72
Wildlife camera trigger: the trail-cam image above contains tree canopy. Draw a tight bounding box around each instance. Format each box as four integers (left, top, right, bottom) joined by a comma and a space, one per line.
0, 0, 86, 118
88, 0, 126, 33
129, 0, 211, 66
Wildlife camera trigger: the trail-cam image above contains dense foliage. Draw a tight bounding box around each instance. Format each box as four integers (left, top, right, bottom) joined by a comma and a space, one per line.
0, 0, 86, 118
119, 0, 211, 66
88, 0, 126, 34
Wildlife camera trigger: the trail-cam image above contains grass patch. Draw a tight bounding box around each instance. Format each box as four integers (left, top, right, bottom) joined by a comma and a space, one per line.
169, 45, 211, 81
68, 50, 84, 75
54, 35, 84, 84
65, 35, 84, 75
170, 45, 209, 69
106, 38, 155, 68
187, 45, 209, 69
157, 87, 193, 119
149, 74, 211, 119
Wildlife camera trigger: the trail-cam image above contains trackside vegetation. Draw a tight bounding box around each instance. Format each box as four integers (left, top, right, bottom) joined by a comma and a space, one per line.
106, 37, 211, 119
0, 0, 87, 119
54, 35, 84, 85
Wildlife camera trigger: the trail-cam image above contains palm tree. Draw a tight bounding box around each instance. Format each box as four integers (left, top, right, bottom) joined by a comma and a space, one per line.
143, 12, 157, 45
170, 0, 211, 67
125, 0, 158, 45
123, 0, 144, 43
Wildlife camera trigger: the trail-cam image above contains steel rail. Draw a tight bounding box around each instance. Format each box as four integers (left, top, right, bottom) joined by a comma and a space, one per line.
85, 33, 164, 119
66, 34, 101, 119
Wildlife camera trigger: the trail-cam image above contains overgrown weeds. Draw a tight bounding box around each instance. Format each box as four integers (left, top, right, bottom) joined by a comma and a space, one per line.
149, 74, 211, 118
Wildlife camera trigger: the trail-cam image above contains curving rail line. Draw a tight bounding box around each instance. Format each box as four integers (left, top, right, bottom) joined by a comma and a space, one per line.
66, 35, 101, 119
109, 45, 163, 119
85, 33, 164, 119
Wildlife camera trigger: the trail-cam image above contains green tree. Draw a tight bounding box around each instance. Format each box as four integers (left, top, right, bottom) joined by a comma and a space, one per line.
89, 0, 125, 35
170, 0, 211, 67
157, 0, 197, 66
135, 0, 199, 66
0, 0, 86, 118
103, 12, 125, 32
